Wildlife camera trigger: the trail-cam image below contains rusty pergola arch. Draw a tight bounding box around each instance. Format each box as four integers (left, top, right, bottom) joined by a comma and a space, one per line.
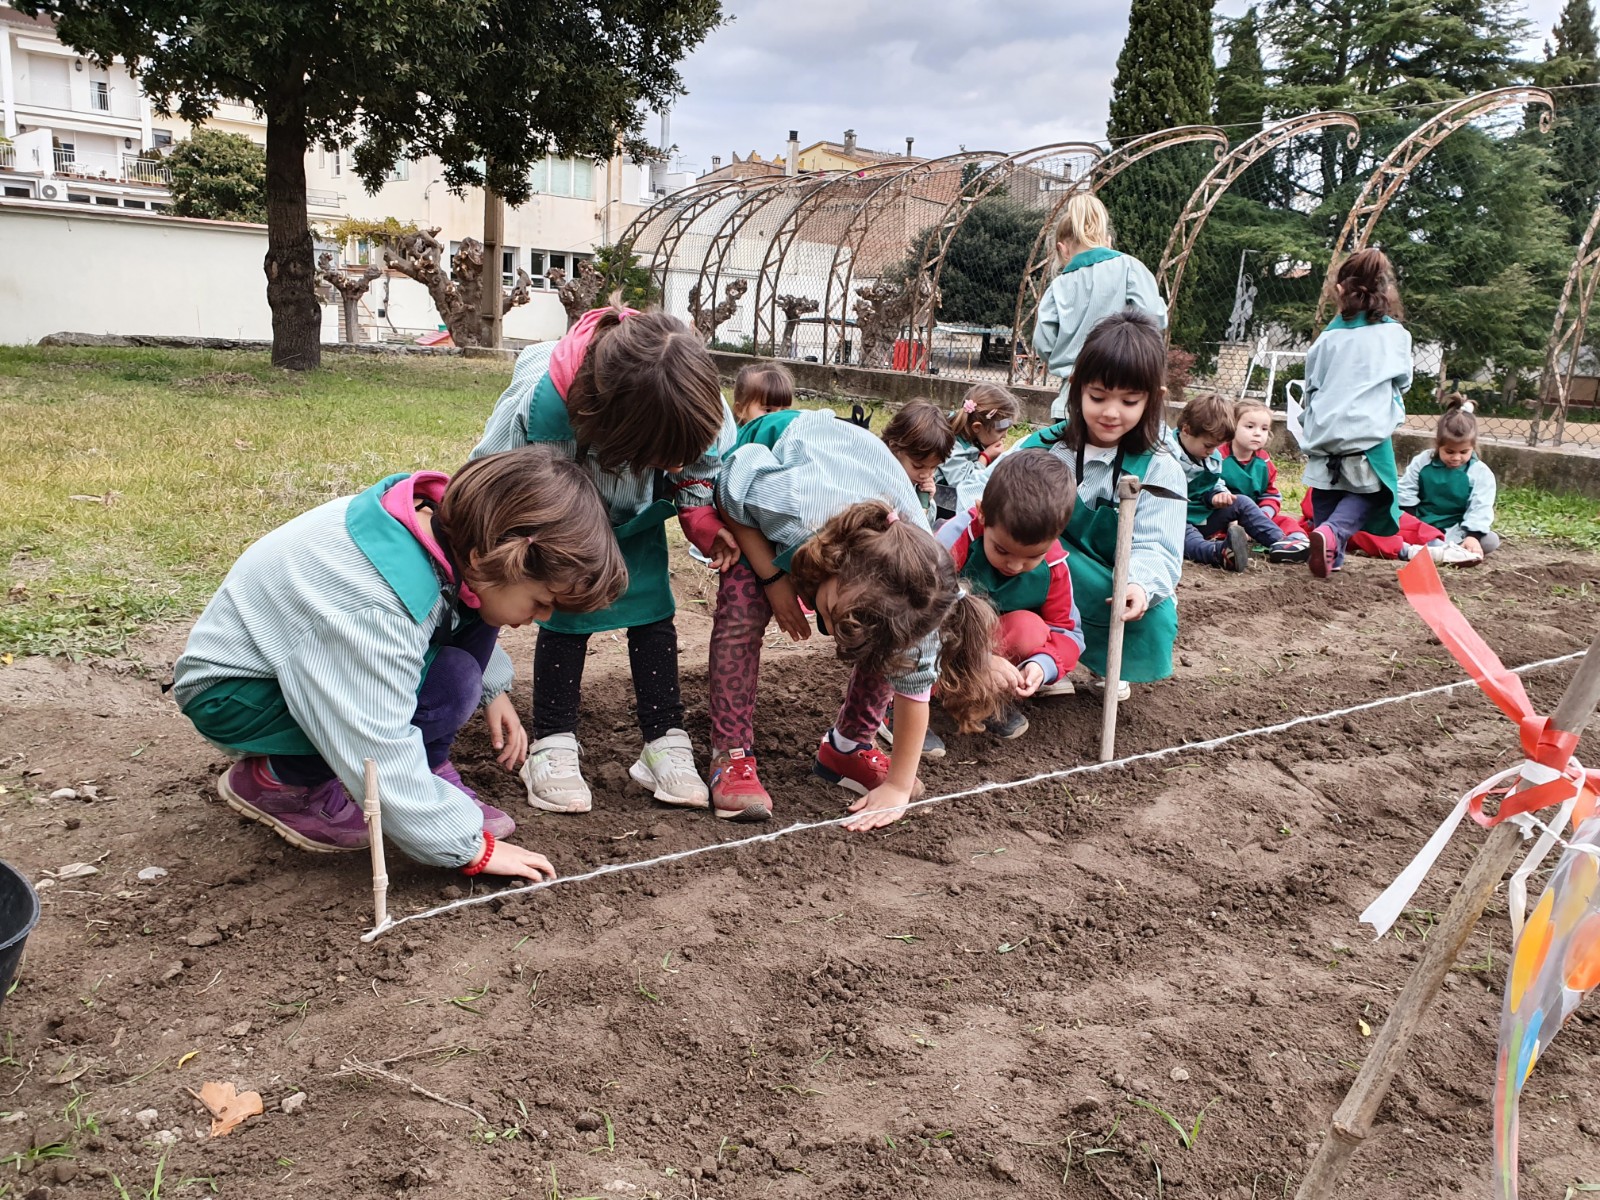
820, 150, 1003, 365
1008, 126, 1229, 384
907, 142, 1104, 367
749, 163, 911, 356
643, 178, 752, 303
1315, 86, 1556, 323
1530, 196, 1600, 446
687, 175, 812, 325
616, 175, 732, 281
1158, 111, 1361, 325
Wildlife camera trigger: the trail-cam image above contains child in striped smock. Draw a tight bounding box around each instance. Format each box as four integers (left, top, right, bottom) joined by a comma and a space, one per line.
933, 384, 1021, 522
1398, 396, 1500, 564
472, 307, 739, 818
732, 360, 794, 426
882, 399, 955, 518
708, 408, 1002, 828
172, 449, 627, 879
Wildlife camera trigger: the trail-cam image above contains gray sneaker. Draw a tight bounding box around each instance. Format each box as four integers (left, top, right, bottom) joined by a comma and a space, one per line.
520, 733, 593, 814
875, 705, 946, 759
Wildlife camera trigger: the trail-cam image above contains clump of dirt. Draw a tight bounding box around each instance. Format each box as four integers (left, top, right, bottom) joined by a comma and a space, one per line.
0, 544, 1597, 1198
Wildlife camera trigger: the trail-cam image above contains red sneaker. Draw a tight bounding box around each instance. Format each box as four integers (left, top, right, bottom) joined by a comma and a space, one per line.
813, 735, 890, 796
709, 749, 772, 822
1309, 525, 1334, 579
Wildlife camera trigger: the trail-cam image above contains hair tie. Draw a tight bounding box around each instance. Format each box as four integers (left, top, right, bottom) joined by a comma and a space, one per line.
885, 509, 900, 525
962, 398, 977, 414
1460, 399, 1475, 415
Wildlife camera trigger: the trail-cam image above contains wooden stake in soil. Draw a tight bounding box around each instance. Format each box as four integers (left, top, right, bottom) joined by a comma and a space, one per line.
1295, 631, 1600, 1200
362, 759, 390, 934
1099, 474, 1143, 762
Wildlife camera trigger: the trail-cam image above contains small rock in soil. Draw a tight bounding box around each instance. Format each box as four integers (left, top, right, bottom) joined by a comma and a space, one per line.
48, 788, 78, 802
184, 928, 221, 947
1170, 1067, 1190, 1082
161, 962, 184, 982
989, 1152, 1019, 1182
63, 818, 80, 831
137, 867, 168, 881
134, 1110, 159, 1128
1071, 1096, 1103, 1114
644, 823, 672, 841
280, 1092, 307, 1115
575, 1112, 601, 1132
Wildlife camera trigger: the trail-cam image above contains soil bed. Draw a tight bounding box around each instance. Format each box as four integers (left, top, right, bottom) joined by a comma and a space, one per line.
2, 544, 1599, 1199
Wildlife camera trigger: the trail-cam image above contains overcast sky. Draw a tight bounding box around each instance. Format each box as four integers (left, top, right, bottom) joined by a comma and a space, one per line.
664, 0, 1569, 174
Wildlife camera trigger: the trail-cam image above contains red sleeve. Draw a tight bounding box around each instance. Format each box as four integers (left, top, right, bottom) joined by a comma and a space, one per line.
1258, 453, 1282, 518
1037, 552, 1083, 677
677, 505, 727, 557
938, 507, 979, 571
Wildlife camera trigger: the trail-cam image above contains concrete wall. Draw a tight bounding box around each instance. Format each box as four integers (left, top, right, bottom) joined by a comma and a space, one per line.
0, 200, 274, 344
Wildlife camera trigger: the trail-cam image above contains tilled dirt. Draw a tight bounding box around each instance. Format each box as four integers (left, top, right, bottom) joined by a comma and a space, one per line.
2, 544, 1599, 1199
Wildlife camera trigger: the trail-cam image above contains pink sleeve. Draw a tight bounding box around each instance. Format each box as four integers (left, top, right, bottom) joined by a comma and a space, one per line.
677, 505, 727, 557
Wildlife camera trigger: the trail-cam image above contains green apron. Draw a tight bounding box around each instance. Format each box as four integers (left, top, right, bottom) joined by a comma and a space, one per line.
959, 536, 1051, 614
525, 373, 677, 635
1063, 450, 1178, 683
736, 407, 803, 450
1412, 455, 1473, 531
1349, 439, 1401, 539
1220, 452, 1271, 502
183, 474, 446, 755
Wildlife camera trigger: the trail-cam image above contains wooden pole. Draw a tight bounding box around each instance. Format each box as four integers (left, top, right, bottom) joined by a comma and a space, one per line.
479, 178, 504, 350
1296, 630, 1600, 1200
1099, 475, 1143, 762
362, 758, 389, 934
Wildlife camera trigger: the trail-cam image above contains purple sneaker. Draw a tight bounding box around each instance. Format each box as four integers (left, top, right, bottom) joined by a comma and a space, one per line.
217, 759, 370, 853
432, 760, 517, 840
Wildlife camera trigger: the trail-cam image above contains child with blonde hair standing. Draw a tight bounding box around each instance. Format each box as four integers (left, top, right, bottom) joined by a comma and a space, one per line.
1033, 193, 1167, 418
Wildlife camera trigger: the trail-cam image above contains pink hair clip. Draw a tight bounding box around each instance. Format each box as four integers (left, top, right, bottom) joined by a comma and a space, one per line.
885, 509, 900, 525
962, 398, 977, 414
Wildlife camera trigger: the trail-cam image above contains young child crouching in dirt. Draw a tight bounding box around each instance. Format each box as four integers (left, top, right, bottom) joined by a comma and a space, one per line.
172, 448, 626, 880
938, 449, 1083, 740
882, 399, 955, 519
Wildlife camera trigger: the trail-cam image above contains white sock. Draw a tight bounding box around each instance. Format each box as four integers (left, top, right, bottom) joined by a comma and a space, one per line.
828, 728, 863, 752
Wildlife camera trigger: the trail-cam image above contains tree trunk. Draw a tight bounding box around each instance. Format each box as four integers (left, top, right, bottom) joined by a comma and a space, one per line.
343, 297, 362, 344
479, 182, 504, 349
264, 100, 320, 370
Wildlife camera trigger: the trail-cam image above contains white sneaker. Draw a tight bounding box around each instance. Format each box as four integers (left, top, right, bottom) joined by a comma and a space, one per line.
1089, 675, 1132, 703
1036, 678, 1076, 697
1434, 543, 1483, 566
629, 728, 710, 809
520, 733, 592, 814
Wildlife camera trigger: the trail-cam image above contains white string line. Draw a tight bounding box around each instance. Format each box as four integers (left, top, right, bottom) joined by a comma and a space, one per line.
361, 650, 1585, 942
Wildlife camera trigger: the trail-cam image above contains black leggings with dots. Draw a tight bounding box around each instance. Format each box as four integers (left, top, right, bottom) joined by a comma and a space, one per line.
531, 617, 683, 742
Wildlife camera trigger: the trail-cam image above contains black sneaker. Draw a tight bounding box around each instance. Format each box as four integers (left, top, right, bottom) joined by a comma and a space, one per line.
1225, 522, 1251, 573
984, 706, 1030, 740
876, 707, 946, 759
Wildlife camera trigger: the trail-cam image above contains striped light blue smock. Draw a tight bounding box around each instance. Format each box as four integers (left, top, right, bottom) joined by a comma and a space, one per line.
173, 495, 508, 868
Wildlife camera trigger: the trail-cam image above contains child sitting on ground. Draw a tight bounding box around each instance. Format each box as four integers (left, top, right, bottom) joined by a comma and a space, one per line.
732, 360, 794, 426
1397, 395, 1500, 564
172, 448, 627, 879
1219, 399, 1310, 561
882, 399, 955, 517
934, 383, 1022, 522
938, 449, 1084, 740
1167, 392, 1304, 572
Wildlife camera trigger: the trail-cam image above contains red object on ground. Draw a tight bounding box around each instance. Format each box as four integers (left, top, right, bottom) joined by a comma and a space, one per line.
416, 330, 454, 347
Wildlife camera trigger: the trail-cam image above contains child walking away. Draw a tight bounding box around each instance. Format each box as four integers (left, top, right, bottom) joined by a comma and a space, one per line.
882, 399, 955, 518
1398, 395, 1499, 564
732, 360, 794, 426
1300, 249, 1412, 578
1014, 311, 1186, 697
172, 448, 627, 878
1169, 392, 1307, 571
710, 408, 1001, 828
1220, 399, 1309, 559
1034, 193, 1167, 419
938, 449, 1084, 739
473, 306, 737, 815
934, 383, 1022, 522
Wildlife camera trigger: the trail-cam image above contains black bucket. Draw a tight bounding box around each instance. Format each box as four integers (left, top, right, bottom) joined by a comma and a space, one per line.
0, 859, 40, 1008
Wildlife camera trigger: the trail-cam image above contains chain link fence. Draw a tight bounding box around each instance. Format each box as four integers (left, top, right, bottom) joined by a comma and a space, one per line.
622, 86, 1600, 452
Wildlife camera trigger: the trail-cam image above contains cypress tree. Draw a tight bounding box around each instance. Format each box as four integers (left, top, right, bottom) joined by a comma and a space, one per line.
1540, 0, 1600, 230
1214, 7, 1267, 139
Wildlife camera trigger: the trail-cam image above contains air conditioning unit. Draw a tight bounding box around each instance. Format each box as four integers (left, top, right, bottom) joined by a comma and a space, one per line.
39, 183, 63, 201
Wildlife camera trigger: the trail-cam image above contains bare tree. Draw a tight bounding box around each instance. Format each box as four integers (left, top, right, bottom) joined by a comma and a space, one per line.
853, 276, 937, 368
686, 278, 749, 344
548, 259, 606, 329
775, 294, 819, 357
317, 253, 383, 344
383, 227, 530, 346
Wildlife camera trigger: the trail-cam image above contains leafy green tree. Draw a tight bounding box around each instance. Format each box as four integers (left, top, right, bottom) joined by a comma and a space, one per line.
592, 243, 661, 310
18, 0, 722, 370
936, 197, 1038, 329
1535, 0, 1600, 231
166, 129, 265, 223
1214, 8, 1266, 139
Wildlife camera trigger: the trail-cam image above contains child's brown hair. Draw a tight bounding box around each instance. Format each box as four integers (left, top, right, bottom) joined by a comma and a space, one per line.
882, 399, 955, 462
790, 502, 1001, 731
952, 383, 1021, 447
1334, 248, 1404, 323
1437, 393, 1478, 447
981, 449, 1075, 547
1233, 398, 1272, 426
566, 308, 726, 472
1041, 311, 1168, 455
438, 446, 628, 613
734, 361, 794, 413
1178, 391, 1236, 443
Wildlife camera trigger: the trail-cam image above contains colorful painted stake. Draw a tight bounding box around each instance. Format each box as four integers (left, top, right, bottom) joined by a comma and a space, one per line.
1297, 556, 1600, 1200
1098, 474, 1142, 762
362, 758, 391, 938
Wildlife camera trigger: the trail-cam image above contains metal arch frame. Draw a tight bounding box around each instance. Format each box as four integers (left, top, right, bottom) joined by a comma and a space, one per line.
1315, 85, 1556, 323
749, 162, 911, 354
820, 150, 1004, 364
616, 175, 733, 275
908, 142, 1105, 368
1530, 196, 1600, 446
645, 178, 754, 303
1158, 111, 1362, 326
1007, 125, 1229, 384
687, 175, 811, 323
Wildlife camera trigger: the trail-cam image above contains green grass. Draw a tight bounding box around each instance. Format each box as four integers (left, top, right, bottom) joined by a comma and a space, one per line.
0, 346, 510, 658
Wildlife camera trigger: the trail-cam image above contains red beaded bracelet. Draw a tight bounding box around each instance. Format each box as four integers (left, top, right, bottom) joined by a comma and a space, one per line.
462, 832, 495, 876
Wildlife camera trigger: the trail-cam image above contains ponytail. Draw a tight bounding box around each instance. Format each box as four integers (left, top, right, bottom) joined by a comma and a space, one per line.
1437, 393, 1477, 446
936, 589, 1004, 733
